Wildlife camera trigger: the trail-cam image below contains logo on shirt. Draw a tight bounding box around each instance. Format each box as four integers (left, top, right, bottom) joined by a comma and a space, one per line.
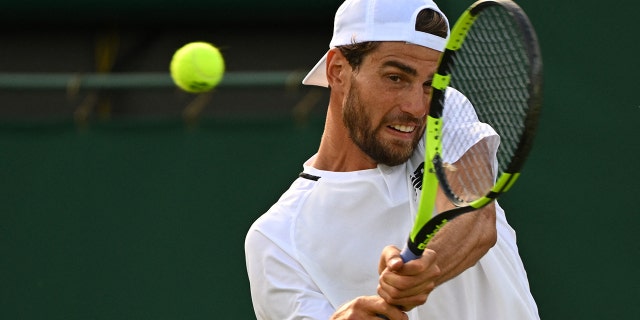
411, 162, 424, 190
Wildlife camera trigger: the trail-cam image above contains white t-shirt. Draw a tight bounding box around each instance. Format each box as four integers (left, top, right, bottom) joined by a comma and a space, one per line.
245, 89, 539, 319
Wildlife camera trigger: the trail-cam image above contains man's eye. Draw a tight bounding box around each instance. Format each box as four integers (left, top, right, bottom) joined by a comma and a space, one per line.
388, 75, 401, 82
424, 84, 433, 95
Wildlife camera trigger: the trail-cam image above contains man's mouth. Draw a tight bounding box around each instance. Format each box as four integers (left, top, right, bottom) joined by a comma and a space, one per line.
389, 124, 416, 133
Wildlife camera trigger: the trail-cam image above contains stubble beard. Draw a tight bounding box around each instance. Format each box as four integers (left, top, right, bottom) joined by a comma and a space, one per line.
342, 81, 424, 167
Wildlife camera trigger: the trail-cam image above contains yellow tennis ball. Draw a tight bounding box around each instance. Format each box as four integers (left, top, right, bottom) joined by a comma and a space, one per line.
170, 42, 225, 93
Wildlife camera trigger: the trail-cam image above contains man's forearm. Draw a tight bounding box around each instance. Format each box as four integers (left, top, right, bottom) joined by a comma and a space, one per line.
427, 203, 497, 286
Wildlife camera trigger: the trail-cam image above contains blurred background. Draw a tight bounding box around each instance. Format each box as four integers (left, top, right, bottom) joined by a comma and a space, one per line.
1, 0, 637, 319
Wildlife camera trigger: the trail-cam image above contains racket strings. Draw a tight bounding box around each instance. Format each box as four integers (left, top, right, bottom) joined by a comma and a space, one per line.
441, 136, 495, 204
439, 6, 533, 204
448, 6, 532, 178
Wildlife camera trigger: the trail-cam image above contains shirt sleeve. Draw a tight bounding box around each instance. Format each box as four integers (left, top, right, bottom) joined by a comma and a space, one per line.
245, 227, 335, 320
442, 87, 500, 165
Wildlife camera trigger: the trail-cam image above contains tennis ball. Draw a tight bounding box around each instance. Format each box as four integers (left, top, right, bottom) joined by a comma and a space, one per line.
170, 42, 225, 93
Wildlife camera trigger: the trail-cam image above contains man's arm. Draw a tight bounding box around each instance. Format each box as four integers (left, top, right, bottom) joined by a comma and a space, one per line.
247, 229, 410, 320
377, 138, 498, 310
427, 198, 497, 285
245, 230, 334, 319
427, 136, 498, 285
376, 201, 496, 310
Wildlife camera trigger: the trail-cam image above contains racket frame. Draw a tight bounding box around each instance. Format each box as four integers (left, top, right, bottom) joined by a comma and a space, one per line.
402, 0, 543, 261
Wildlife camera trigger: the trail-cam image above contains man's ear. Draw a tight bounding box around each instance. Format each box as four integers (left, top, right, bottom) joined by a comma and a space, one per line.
326, 48, 349, 89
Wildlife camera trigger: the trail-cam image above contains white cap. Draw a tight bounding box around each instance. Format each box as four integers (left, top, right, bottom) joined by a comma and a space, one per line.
302, 0, 449, 87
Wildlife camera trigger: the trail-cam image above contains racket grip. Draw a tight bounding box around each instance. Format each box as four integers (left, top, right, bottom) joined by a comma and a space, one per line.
400, 245, 422, 262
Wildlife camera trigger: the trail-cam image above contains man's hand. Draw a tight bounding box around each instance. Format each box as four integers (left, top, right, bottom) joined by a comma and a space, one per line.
330, 295, 408, 320
377, 246, 441, 311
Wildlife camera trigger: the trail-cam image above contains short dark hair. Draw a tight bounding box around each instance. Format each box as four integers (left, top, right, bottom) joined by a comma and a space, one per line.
337, 9, 448, 71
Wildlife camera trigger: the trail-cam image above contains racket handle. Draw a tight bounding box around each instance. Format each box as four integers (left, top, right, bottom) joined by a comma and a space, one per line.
400, 245, 422, 262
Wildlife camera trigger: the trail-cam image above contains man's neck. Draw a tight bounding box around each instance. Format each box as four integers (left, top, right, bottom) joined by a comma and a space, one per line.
311, 107, 377, 172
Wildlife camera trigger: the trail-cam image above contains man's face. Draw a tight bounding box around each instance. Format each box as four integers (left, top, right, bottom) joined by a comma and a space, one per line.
342, 42, 441, 166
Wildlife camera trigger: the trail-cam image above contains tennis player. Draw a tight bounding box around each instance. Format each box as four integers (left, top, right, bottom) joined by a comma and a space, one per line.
245, 0, 539, 319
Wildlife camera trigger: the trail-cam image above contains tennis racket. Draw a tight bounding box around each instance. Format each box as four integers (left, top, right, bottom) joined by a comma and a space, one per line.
399, 0, 543, 262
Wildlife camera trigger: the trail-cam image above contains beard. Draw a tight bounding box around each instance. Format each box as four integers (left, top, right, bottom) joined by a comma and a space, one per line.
342, 81, 424, 167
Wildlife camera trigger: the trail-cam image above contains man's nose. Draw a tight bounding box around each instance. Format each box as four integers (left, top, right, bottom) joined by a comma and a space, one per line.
399, 85, 429, 118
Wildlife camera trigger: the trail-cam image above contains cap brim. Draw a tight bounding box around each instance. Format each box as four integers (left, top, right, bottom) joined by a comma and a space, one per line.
302, 52, 329, 87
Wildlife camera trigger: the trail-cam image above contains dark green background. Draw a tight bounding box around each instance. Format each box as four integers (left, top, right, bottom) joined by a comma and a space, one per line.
1, 0, 638, 319
0, 120, 322, 319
